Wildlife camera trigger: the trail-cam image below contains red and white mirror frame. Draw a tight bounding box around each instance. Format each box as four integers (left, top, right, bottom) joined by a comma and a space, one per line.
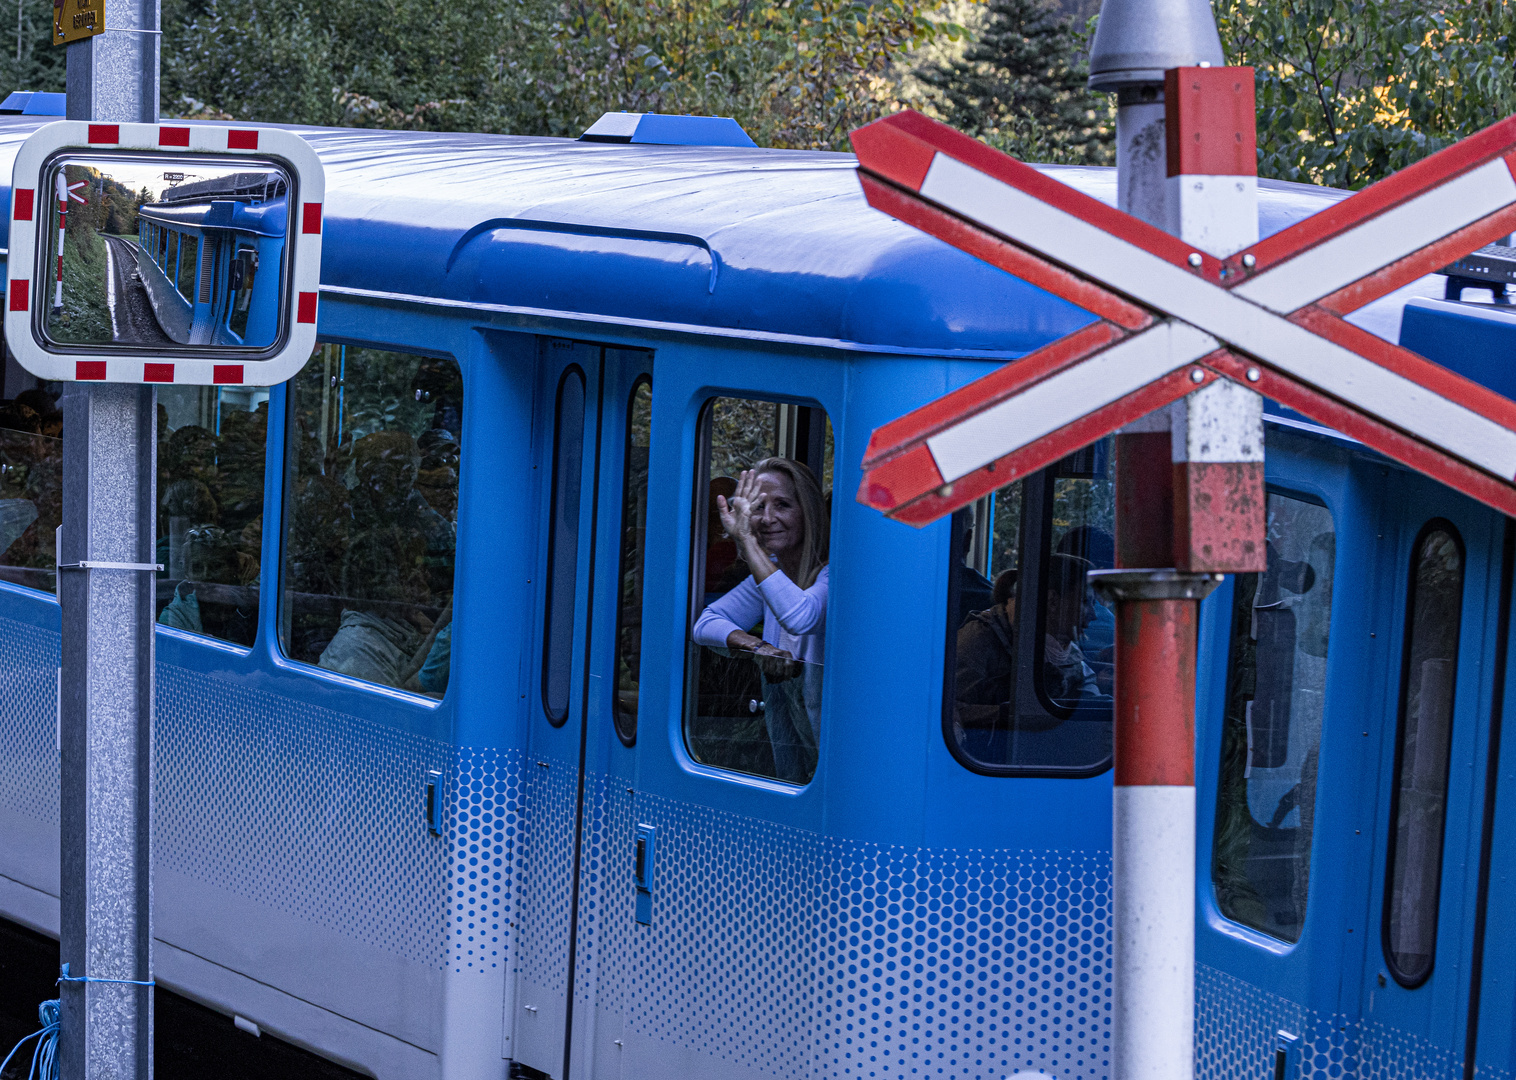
4, 121, 324, 387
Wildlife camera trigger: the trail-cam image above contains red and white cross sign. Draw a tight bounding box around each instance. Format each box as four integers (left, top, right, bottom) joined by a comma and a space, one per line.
851, 108, 1516, 525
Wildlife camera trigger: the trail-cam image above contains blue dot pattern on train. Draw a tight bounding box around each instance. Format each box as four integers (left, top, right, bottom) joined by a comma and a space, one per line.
0, 583, 1487, 1079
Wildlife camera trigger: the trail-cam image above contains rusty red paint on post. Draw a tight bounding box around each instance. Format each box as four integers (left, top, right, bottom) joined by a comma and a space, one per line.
1173, 460, 1267, 572
1113, 598, 1198, 786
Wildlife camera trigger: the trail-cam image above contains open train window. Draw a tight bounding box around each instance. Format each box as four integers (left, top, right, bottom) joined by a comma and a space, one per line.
280, 344, 462, 698
1212, 492, 1335, 943
613, 377, 652, 745
685, 395, 833, 785
1383, 522, 1463, 987
943, 439, 1115, 776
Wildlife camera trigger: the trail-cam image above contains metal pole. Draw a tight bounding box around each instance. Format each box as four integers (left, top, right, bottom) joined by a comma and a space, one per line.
60, 2, 160, 1077
1086, 6, 1259, 1080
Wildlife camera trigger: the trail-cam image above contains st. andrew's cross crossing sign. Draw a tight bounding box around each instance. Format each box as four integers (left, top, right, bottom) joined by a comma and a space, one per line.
850, 108, 1516, 527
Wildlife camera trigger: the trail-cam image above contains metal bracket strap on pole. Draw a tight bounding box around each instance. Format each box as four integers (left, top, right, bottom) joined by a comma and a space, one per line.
56, 561, 163, 571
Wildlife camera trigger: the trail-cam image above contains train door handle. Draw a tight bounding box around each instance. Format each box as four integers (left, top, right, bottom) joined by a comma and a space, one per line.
634, 823, 656, 926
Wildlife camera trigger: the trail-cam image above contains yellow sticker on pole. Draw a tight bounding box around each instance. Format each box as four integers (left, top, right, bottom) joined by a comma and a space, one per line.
54, 0, 104, 44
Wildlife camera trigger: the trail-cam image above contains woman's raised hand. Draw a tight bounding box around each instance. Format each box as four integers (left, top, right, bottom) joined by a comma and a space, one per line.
717, 469, 763, 543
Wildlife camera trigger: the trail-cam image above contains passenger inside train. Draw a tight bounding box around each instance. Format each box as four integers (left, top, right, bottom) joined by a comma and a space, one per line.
0, 387, 62, 593
684, 395, 833, 784
693, 458, 830, 784
945, 442, 1118, 772
0, 345, 464, 699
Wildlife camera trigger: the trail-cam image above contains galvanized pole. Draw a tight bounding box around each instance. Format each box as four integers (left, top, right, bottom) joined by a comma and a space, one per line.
60, 2, 161, 1078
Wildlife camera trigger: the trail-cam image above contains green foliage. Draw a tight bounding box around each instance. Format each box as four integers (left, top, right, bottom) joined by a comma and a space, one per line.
917, 0, 1112, 164
1216, 0, 1516, 188
161, 0, 955, 148
0, 0, 67, 98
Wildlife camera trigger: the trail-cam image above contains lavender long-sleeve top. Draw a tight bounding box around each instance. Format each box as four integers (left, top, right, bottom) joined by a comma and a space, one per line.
692, 565, 829, 666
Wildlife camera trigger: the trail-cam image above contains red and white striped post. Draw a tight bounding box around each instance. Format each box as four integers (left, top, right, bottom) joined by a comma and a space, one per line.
1093, 65, 1267, 1080
53, 170, 66, 309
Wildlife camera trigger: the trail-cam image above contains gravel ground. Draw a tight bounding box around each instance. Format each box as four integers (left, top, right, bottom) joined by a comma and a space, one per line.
102, 234, 172, 346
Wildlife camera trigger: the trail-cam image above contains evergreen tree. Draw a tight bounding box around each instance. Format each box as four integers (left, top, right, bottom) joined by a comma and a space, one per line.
918, 0, 1111, 165
0, 0, 67, 98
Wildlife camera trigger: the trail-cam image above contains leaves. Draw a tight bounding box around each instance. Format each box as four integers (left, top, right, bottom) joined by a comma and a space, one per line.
1216, 0, 1516, 188
160, 0, 955, 148
916, 0, 1113, 164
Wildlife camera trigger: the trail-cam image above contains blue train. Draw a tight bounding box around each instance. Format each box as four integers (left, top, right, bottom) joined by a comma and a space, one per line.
0, 110, 1515, 1080
135, 171, 287, 346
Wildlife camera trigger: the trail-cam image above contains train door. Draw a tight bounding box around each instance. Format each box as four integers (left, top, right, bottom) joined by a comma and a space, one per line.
1354, 472, 1504, 1078
1194, 431, 1506, 1080
511, 339, 651, 1080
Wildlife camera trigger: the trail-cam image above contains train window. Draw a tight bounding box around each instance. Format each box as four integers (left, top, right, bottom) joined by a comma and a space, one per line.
613, 377, 652, 745
280, 345, 462, 698
685, 396, 832, 784
175, 234, 199, 301
226, 246, 258, 341
154, 385, 270, 645
943, 441, 1115, 775
1383, 524, 1464, 987
1212, 492, 1335, 944
0, 384, 62, 594
542, 367, 586, 725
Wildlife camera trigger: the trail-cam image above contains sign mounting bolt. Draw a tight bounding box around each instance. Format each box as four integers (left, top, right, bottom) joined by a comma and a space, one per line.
1242, 253, 1256, 268
1190, 368, 1205, 383
1187, 252, 1202, 268
1246, 367, 1261, 382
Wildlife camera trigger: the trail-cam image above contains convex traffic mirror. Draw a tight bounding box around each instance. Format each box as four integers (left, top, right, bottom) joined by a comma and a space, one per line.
7, 123, 323, 386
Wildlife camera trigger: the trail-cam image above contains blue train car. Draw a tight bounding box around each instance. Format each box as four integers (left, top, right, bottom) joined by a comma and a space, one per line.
0, 112, 1513, 1080
135, 171, 287, 345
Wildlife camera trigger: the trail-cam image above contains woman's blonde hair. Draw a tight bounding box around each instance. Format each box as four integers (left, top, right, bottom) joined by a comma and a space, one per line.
752, 457, 830, 588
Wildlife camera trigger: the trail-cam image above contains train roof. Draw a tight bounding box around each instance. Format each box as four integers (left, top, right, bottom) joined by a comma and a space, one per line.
139, 195, 287, 237
0, 117, 1449, 357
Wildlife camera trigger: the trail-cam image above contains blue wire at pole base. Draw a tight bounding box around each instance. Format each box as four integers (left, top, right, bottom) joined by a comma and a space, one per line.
1, 965, 156, 1080
0, 1000, 59, 1080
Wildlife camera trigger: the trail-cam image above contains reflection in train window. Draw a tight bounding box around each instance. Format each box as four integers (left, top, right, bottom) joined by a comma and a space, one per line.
281, 344, 461, 698
1212, 493, 1335, 943
1384, 524, 1463, 987
0, 386, 62, 594
542, 368, 586, 725
155, 384, 270, 645
613, 377, 652, 745
686, 396, 832, 785
175, 233, 199, 301
944, 441, 1115, 775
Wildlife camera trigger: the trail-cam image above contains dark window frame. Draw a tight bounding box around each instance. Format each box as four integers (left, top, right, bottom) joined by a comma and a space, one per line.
541, 364, 587, 727
940, 455, 1115, 780
1381, 518, 1465, 989
612, 374, 653, 746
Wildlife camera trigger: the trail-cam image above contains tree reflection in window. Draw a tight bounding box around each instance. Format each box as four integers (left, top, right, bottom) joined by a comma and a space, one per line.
281, 344, 461, 698
1212, 493, 1335, 943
